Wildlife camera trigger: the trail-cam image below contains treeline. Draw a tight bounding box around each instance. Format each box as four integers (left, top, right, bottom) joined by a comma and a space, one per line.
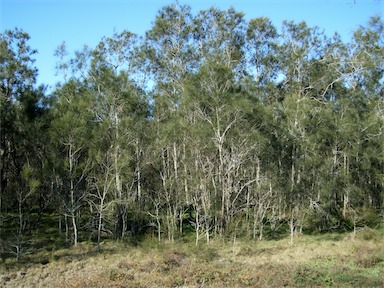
1, 3, 383, 254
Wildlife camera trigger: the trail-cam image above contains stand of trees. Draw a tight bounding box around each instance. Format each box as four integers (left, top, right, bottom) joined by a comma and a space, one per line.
1, 4, 383, 255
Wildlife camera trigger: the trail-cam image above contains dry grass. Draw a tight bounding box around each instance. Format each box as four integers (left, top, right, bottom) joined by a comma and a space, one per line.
1, 229, 383, 287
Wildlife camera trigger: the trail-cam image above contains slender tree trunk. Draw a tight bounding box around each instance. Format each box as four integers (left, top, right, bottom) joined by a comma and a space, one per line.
182, 142, 189, 204
195, 209, 200, 246
97, 193, 105, 252
18, 192, 23, 238
205, 223, 210, 245
179, 209, 183, 234
65, 214, 69, 242
97, 214, 102, 252
259, 222, 264, 241
68, 143, 78, 246
246, 189, 251, 237
72, 213, 78, 246
343, 153, 349, 218
156, 203, 161, 242
343, 192, 349, 219
70, 177, 77, 246
136, 145, 142, 202
58, 213, 62, 234
290, 213, 295, 244
253, 204, 257, 240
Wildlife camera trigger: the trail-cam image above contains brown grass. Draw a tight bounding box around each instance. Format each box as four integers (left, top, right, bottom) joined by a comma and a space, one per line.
1, 229, 383, 287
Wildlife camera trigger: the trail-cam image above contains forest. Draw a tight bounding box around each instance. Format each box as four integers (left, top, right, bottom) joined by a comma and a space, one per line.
1, 3, 383, 261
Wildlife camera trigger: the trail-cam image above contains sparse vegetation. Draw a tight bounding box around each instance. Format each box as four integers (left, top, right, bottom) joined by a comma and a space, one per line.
1, 230, 383, 287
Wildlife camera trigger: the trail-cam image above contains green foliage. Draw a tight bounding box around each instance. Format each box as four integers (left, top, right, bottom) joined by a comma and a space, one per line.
1, 5, 383, 253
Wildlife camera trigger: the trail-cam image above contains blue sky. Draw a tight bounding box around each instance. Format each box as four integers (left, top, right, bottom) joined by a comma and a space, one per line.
1, 0, 383, 89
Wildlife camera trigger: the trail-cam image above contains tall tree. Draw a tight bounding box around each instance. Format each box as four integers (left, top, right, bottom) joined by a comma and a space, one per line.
89, 31, 148, 239
0, 29, 50, 256
50, 80, 93, 246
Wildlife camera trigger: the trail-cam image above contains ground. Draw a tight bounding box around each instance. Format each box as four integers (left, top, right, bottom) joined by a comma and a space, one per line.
1, 228, 383, 287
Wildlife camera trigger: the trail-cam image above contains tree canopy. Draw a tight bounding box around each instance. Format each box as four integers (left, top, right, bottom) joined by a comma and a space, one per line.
0, 3, 383, 258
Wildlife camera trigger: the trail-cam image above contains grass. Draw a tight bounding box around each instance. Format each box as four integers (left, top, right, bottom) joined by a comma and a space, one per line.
0, 228, 383, 287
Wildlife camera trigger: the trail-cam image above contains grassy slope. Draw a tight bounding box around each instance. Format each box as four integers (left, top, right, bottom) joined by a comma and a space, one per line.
1, 229, 383, 288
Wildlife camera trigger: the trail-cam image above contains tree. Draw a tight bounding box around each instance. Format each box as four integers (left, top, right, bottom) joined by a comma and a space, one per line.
246, 17, 279, 86
86, 31, 149, 240
0, 29, 51, 257
1, 29, 38, 225
192, 6, 247, 85
50, 80, 93, 246
145, 2, 195, 110
1, 5, 383, 255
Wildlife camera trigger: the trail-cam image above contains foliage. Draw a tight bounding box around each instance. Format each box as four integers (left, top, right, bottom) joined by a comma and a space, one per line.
0, 3, 383, 257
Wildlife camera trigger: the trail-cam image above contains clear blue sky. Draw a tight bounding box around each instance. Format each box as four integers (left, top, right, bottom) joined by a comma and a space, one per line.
1, 0, 383, 89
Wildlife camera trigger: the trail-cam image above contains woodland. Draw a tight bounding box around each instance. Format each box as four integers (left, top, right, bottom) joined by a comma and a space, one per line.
0, 3, 383, 261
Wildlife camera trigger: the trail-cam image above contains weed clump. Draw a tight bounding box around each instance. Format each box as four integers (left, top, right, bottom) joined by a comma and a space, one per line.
355, 227, 382, 241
